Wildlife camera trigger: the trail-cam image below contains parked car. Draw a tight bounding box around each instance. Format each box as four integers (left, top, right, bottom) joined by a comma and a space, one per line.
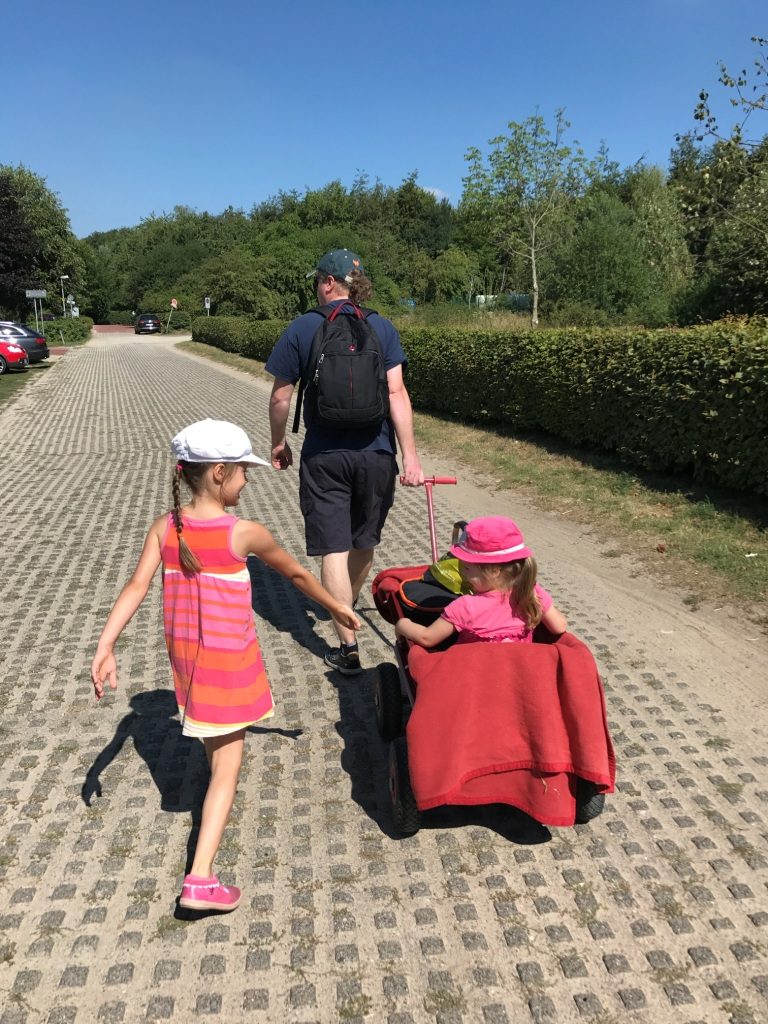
0, 322, 50, 363
134, 314, 162, 335
0, 338, 29, 375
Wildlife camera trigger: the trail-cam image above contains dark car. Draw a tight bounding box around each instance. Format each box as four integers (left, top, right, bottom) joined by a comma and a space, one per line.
134, 314, 162, 335
0, 322, 50, 363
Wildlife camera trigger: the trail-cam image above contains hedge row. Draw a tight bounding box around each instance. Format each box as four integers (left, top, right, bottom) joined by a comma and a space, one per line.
191, 316, 768, 496
44, 316, 94, 345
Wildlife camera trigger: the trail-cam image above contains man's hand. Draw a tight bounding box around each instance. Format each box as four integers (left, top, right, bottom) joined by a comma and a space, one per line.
400, 456, 424, 487
271, 440, 293, 470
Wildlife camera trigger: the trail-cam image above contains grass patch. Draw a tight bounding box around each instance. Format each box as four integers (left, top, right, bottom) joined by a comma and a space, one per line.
178, 343, 768, 617
0, 362, 54, 406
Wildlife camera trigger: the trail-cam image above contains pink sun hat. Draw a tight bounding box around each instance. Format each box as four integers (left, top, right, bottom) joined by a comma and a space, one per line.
449, 516, 533, 564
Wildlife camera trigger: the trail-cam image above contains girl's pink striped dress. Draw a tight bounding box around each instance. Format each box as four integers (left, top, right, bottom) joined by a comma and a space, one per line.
161, 514, 273, 738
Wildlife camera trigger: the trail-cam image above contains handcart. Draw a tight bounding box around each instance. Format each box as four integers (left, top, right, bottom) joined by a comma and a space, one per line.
371, 478, 615, 836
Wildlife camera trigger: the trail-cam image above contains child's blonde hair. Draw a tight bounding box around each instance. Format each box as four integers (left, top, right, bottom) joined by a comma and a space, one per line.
172, 462, 239, 575
473, 556, 541, 631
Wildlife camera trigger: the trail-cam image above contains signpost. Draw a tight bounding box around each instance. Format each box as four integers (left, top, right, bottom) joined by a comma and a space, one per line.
26, 289, 47, 333
204, 296, 211, 316
166, 298, 178, 332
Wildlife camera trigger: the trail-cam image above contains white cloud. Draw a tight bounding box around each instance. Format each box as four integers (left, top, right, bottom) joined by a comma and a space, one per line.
423, 186, 450, 201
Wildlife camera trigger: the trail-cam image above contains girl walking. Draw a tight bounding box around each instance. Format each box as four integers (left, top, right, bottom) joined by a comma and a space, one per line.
91, 419, 359, 912
396, 516, 566, 648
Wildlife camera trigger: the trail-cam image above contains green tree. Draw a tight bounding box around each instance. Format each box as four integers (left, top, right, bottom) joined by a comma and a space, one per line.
0, 164, 83, 317
461, 111, 587, 325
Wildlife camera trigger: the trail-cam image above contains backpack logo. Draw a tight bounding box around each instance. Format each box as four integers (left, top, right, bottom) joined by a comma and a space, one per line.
292, 304, 389, 433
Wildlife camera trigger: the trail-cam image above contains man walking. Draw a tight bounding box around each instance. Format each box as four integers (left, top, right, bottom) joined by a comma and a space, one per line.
265, 249, 423, 674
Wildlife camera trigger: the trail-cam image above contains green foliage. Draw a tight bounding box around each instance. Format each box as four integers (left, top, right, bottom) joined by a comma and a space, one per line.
44, 316, 93, 345
0, 164, 83, 319
191, 317, 287, 360
193, 315, 768, 495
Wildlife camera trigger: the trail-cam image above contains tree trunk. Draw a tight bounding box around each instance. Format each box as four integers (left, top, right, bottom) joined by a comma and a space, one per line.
530, 232, 539, 328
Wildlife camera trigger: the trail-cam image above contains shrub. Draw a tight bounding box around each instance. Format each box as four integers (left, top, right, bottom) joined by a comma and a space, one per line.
191, 315, 768, 496
44, 316, 93, 345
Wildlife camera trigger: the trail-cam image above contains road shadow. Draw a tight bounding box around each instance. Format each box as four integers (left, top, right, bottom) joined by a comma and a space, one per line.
248, 556, 328, 658
80, 688, 303, 918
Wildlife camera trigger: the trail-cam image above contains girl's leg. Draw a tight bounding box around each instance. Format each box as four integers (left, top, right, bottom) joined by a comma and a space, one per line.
189, 729, 245, 879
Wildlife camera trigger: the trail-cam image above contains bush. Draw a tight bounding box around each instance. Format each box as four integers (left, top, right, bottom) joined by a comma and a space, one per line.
106, 310, 135, 325
44, 316, 94, 345
191, 315, 768, 496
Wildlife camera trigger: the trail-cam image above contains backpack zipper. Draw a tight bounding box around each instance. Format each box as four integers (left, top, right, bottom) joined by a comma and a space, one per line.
313, 353, 324, 384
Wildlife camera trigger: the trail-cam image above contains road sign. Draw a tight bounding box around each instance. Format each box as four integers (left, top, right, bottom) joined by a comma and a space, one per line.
204, 297, 211, 309
71, 307, 80, 318
67, 293, 74, 303
171, 298, 178, 309
26, 289, 47, 298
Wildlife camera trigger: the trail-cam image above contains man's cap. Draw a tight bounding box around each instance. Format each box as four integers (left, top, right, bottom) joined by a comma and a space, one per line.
171, 419, 269, 466
306, 249, 365, 282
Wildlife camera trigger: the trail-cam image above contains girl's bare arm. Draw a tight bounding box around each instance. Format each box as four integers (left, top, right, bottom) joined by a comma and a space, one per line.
236, 521, 360, 631
91, 518, 164, 698
541, 604, 567, 635
395, 615, 456, 648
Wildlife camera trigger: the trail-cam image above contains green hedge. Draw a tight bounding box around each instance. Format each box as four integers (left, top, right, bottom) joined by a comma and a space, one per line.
192, 315, 768, 496
43, 316, 94, 345
106, 310, 135, 325
192, 317, 287, 360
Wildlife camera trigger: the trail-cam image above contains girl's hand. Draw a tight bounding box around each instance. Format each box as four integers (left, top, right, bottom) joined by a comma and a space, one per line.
333, 605, 361, 631
91, 647, 118, 700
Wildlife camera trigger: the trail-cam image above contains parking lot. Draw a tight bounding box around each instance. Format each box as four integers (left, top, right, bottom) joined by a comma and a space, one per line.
0, 334, 766, 1024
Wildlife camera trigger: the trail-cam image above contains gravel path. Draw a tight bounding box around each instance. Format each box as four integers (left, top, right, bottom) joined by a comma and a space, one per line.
0, 334, 766, 1024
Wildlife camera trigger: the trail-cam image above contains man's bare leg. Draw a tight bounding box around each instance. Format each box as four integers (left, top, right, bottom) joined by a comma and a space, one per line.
348, 548, 374, 606
321, 551, 356, 646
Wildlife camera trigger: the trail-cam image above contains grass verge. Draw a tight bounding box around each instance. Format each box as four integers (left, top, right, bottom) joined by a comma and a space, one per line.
176, 340, 768, 621
0, 362, 56, 406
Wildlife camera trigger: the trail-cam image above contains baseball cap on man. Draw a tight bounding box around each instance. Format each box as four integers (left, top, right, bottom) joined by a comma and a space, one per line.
449, 516, 533, 564
171, 419, 269, 466
306, 249, 365, 282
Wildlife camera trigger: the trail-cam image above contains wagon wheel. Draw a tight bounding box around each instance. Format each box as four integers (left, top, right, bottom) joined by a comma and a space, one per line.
389, 737, 420, 836
373, 662, 403, 741
575, 779, 606, 824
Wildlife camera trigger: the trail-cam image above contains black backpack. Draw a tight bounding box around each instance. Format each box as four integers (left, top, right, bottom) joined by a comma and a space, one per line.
292, 302, 390, 433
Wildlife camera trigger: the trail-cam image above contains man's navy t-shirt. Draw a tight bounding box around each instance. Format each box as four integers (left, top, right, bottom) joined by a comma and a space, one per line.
265, 301, 406, 457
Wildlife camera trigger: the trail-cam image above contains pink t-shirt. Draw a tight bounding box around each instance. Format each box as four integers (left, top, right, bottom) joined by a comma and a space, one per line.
441, 585, 553, 644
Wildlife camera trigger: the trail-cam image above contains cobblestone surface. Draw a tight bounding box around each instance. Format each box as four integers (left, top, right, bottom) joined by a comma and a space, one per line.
0, 335, 766, 1023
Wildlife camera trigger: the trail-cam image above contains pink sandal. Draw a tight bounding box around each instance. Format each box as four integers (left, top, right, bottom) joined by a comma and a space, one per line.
179, 874, 241, 912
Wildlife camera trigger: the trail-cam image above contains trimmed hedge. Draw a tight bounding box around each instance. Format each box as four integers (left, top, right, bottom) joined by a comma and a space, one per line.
106, 310, 135, 325
43, 316, 94, 345
192, 315, 768, 496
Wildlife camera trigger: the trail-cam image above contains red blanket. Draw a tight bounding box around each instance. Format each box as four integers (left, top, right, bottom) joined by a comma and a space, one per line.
406, 632, 615, 826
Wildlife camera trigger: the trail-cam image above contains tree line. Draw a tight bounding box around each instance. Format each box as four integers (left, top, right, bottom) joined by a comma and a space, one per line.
1, 38, 765, 327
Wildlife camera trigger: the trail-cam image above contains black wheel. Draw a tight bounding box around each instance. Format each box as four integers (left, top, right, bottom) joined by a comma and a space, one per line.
374, 662, 403, 741
575, 779, 605, 824
389, 737, 420, 836
0, 356, 6, 375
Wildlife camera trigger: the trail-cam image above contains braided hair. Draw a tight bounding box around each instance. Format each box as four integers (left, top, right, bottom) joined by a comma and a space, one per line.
172, 463, 204, 574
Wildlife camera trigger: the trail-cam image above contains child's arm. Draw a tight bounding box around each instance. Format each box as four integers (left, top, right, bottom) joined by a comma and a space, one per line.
237, 522, 360, 631
396, 615, 456, 649
91, 519, 164, 700
541, 603, 567, 635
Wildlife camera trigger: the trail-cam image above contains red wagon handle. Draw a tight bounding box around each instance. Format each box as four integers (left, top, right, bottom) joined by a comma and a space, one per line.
399, 476, 458, 563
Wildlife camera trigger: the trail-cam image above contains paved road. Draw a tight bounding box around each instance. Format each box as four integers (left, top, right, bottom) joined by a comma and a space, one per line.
1, 336, 766, 1024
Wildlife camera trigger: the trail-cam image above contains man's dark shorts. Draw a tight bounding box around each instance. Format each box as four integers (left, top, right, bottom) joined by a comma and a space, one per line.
299, 451, 398, 555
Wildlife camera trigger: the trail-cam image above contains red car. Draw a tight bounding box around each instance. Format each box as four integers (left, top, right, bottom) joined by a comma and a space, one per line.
0, 338, 29, 375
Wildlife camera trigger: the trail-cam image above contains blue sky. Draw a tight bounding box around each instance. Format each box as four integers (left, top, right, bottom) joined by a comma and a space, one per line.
2, 0, 765, 237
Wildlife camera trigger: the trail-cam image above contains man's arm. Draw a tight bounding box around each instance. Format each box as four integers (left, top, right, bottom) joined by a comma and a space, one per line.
269, 378, 296, 469
387, 364, 424, 486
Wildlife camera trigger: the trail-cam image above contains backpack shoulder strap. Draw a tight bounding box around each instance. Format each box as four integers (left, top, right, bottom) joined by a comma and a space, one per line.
291, 307, 334, 434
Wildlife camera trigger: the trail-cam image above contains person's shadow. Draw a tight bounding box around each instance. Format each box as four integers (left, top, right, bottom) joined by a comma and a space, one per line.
81, 690, 302, 914
248, 557, 329, 658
